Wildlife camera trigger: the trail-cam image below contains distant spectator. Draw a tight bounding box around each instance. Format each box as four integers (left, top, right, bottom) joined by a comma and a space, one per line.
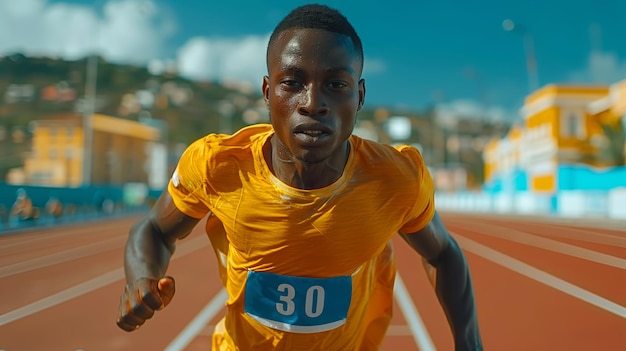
102, 198, 115, 214
93, 190, 115, 214
10, 188, 40, 220
45, 196, 64, 218
92, 190, 106, 212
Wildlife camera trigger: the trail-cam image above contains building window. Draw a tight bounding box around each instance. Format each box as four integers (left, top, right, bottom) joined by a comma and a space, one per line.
561, 110, 585, 139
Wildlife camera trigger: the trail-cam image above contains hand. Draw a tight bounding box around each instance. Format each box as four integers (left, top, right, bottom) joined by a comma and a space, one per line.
116, 276, 175, 332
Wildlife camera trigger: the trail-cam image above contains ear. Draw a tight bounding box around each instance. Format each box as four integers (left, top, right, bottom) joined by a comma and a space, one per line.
262, 75, 270, 108
357, 78, 366, 111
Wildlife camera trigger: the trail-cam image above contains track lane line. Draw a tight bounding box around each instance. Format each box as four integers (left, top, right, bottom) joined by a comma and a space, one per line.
0, 236, 209, 326
164, 288, 228, 351
451, 222, 626, 269
0, 236, 126, 278
447, 214, 626, 247
455, 233, 626, 319
0, 220, 136, 249
394, 272, 437, 351
163, 272, 435, 351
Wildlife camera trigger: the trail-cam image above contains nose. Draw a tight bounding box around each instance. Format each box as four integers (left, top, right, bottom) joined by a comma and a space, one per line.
298, 84, 329, 117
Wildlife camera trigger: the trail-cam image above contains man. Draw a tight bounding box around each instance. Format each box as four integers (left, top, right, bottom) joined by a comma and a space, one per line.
116, 4, 483, 350
11, 188, 39, 221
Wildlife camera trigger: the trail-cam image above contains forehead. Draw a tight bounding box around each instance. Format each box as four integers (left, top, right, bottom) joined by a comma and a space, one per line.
268, 28, 361, 73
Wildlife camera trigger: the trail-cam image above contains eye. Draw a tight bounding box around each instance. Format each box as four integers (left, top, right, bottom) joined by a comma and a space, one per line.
328, 81, 348, 89
280, 79, 302, 88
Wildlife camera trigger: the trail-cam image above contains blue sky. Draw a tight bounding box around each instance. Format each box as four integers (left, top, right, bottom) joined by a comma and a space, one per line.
2, 0, 625, 121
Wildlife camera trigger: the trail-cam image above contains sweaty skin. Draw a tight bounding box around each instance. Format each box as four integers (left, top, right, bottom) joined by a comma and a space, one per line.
262, 28, 365, 189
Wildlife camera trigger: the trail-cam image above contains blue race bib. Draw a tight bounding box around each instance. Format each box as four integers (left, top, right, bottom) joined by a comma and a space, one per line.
244, 270, 352, 333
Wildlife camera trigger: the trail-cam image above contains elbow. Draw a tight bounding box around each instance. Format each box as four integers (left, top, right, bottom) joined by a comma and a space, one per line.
427, 234, 460, 268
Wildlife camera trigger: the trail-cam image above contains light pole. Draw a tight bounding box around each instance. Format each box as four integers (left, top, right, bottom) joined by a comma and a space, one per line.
82, 54, 98, 186
503, 19, 540, 93
81, 1, 104, 186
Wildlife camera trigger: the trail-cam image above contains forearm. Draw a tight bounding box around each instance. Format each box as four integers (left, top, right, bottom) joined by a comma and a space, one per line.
430, 237, 483, 350
124, 217, 175, 284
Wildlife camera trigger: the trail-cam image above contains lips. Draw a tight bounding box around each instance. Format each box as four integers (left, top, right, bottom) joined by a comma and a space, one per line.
293, 123, 332, 135
292, 123, 333, 145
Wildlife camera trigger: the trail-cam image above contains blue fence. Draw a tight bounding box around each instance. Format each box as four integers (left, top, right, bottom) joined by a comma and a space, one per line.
558, 164, 626, 190
484, 164, 626, 193
0, 183, 165, 234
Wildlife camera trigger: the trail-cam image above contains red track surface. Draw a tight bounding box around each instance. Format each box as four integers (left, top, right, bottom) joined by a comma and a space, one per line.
1, 212, 625, 350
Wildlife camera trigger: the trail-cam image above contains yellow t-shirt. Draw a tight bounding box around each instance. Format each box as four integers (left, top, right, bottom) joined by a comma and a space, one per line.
168, 124, 435, 350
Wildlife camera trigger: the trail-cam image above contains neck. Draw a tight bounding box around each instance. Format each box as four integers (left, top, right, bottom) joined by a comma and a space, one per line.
267, 135, 349, 190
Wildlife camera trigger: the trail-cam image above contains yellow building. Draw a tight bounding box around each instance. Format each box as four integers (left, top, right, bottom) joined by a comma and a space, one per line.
11, 113, 163, 187
483, 124, 524, 192
484, 79, 626, 194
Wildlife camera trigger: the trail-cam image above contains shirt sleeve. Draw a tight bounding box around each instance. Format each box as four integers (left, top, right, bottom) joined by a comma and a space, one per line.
396, 145, 436, 233
167, 138, 211, 219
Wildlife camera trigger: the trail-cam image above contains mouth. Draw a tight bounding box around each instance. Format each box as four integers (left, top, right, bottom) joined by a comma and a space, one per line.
293, 123, 333, 144
294, 123, 332, 135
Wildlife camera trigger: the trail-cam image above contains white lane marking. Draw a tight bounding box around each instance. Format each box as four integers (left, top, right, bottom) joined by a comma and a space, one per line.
0, 236, 126, 278
394, 273, 437, 351
165, 273, 436, 351
455, 234, 626, 319
537, 225, 626, 248
0, 220, 133, 249
0, 268, 123, 327
444, 213, 626, 247
0, 236, 208, 326
457, 222, 626, 269
164, 288, 228, 351
443, 212, 626, 233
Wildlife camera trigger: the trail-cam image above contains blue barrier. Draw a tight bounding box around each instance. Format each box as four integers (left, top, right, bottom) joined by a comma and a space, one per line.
0, 183, 165, 234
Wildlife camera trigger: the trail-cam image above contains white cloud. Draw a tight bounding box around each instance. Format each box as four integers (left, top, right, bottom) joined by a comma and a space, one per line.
0, 0, 385, 88
176, 34, 270, 86
569, 51, 626, 84
0, 0, 176, 63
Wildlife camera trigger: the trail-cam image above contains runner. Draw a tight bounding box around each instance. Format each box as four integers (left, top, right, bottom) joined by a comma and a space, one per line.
116, 4, 483, 350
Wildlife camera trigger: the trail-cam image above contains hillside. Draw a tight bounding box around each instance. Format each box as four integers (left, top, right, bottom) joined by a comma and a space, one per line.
0, 54, 508, 187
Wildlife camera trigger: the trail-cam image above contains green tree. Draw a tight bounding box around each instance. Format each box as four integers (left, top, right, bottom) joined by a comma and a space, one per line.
599, 119, 625, 165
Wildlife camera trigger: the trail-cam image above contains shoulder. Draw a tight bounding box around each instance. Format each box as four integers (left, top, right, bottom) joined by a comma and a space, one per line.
183, 124, 272, 160
352, 136, 427, 173
175, 124, 272, 182
170, 125, 272, 199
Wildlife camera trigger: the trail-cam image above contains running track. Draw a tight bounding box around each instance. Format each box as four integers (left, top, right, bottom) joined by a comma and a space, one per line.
1, 212, 624, 350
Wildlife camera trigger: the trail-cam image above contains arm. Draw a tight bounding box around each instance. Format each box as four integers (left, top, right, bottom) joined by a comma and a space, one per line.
399, 211, 483, 351
116, 190, 202, 331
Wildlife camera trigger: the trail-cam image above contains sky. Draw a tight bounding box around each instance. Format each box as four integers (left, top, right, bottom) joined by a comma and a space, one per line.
1, 0, 625, 122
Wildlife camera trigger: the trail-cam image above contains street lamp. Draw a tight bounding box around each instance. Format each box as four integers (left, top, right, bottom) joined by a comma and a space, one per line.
82, 54, 98, 186
503, 19, 540, 93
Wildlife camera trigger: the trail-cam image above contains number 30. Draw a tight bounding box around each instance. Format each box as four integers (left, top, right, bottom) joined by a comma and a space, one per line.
276, 284, 325, 318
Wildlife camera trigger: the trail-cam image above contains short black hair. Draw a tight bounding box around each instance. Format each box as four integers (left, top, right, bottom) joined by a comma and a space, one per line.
267, 4, 364, 65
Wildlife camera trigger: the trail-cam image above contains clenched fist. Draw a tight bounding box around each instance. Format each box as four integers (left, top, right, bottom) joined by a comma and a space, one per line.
116, 276, 175, 332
